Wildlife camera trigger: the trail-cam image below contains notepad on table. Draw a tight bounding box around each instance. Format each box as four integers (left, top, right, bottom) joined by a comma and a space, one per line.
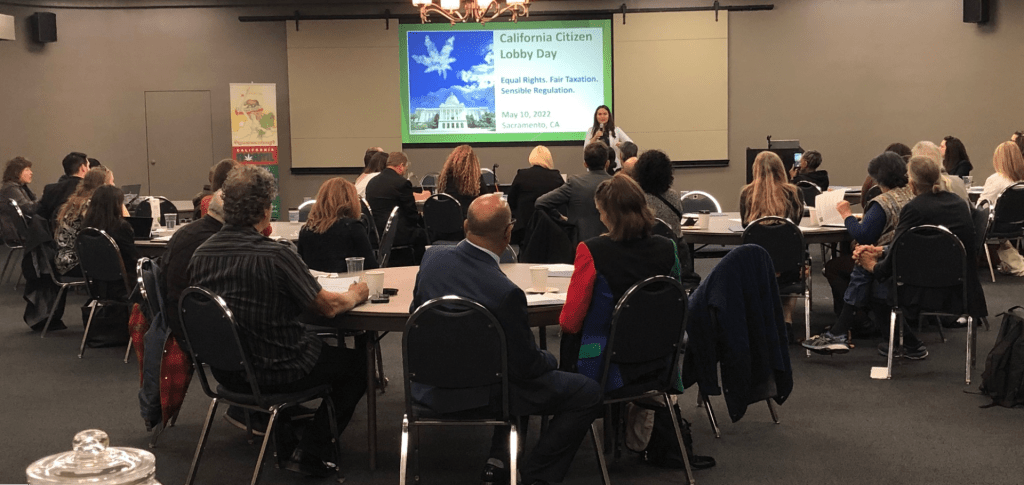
317, 276, 361, 293
526, 292, 567, 306
537, 264, 574, 278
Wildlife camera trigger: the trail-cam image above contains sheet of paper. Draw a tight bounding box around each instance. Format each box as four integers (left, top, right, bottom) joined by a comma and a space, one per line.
152, 235, 172, 242
814, 190, 846, 226
538, 264, 574, 278
869, 366, 889, 380
317, 276, 361, 293
526, 292, 567, 306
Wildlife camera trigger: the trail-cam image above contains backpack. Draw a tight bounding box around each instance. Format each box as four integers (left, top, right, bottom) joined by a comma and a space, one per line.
978, 306, 1024, 408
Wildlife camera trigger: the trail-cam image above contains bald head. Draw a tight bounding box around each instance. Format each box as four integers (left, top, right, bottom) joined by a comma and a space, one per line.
621, 157, 638, 177
465, 193, 512, 250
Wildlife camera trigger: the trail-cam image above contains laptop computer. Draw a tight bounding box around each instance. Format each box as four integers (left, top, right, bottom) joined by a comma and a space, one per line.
121, 184, 142, 206
125, 216, 153, 240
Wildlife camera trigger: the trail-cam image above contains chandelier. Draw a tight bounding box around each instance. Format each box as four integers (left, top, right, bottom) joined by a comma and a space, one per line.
412, 0, 530, 25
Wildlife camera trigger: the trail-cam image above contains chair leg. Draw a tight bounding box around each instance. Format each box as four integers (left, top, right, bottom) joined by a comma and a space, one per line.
0, 248, 14, 284
400, 416, 409, 485
804, 288, 811, 358
766, 399, 779, 424
41, 284, 69, 338
966, 316, 974, 386
123, 340, 133, 364
509, 423, 518, 485
185, 398, 220, 485
78, 301, 99, 358
984, 242, 996, 282
664, 393, 695, 485
249, 409, 280, 485
323, 394, 344, 483
699, 392, 720, 438
590, 422, 611, 485
886, 311, 897, 380
374, 334, 387, 393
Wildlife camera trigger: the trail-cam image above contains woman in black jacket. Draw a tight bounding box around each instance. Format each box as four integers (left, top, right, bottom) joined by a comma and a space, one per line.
507, 145, 564, 244
941, 135, 973, 177
81, 185, 139, 298
1, 156, 38, 216
298, 177, 378, 273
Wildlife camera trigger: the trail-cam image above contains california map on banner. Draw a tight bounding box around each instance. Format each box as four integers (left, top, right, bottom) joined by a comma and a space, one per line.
230, 83, 280, 219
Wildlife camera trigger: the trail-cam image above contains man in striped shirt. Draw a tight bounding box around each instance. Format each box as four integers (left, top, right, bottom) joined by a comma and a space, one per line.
189, 164, 369, 477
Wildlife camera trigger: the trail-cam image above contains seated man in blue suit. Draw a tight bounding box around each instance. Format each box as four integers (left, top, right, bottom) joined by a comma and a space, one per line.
411, 193, 603, 485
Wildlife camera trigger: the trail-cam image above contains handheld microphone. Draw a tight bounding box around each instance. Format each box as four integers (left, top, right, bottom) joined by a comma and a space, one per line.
599, 122, 606, 130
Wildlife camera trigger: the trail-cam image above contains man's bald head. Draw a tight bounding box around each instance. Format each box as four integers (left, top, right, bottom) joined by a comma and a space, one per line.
621, 157, 638, 177
466, 193, 511, 246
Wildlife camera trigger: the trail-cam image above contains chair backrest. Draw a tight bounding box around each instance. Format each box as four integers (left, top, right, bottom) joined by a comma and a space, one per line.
422, 193, 464, 242
378, 206, 401, 268
973, 200, 991, 251
863, 185, 883, 206
1, 199, 28, 245
990, 182, 1024, 236
600, 276, 688, 395
297, 199, 315, 222
136, 257, 164, 320
154, 196, 177, 225
795, 181, 822, 208
890, 224, 966, 290
178, 286, 264, 402
76, 227, 133, 297
359, 198, 380, 249
403, 295, 508, 419
420, 172, 439, 190
499, 245, 517, 264
652, 218, 677, 240
741, 216, 806, 275
480, 168, 497, 187
680, 191, 722, 213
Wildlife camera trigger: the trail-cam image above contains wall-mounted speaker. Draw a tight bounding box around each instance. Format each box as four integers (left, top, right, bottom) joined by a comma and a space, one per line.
31, 12, 56, 43
964, 0, 989, 24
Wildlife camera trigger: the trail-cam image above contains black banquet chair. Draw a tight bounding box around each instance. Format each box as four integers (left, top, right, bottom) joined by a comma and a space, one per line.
422, 193, 464, 244
75, 227, 135, 359
741, 216, 811, 357
178, 286, 343, 485
884, 225, 975, 384
981, 182, 1024, 282
400, 295, 519, 485
795, 180, 822, 209
680, 191, 722, 213
589, 276, 692, 485
378, 206, 413, 268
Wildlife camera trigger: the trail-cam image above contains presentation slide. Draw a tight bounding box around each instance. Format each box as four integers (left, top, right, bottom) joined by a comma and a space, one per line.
399, 19, 612, 145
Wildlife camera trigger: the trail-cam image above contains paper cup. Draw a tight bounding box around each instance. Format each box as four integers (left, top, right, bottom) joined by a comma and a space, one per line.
530, 266, 548, 291
346, 257, 364, 274
365, 270, 385, 297
288, 209, 300, 223
696, 212, 710, 229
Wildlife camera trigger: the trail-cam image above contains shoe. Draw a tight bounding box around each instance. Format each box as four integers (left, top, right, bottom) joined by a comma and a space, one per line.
282, 447, 339, 478
224, 406, 267, 436
481, 458, 511, 485
801, 332, 850, 355
877, 341, 928, 360
689, 454, 717, 470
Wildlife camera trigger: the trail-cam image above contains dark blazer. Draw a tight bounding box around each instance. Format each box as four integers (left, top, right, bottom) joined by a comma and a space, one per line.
159, 214, 223, 339
507, 165, 564, 243
365, 168, 422, 244
535, 169, 610, 244
297, 217, 379, 273
410, 241, 558, 414
0, 182, 38, 216
873, 190, 987, 318
38, 175, 81, 223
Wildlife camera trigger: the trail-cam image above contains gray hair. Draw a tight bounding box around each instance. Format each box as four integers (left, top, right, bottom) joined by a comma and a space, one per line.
221, 165, 277, 226
207, 189, 226, 222
911, 141, 943, 169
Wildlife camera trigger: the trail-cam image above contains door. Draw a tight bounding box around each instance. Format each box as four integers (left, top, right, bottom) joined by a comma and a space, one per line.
144, 91, 214, 200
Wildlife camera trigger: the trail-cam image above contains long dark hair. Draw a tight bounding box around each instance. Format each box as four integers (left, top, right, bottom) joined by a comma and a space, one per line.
82, 185, 125, 235
942, 136, 970, 174
590, 105, 616, 139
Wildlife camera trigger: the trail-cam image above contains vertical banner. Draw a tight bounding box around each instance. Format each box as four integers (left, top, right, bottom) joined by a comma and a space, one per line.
230, 83, 280, 219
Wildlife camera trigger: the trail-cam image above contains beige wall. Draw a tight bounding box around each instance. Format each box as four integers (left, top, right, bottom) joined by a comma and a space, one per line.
0, 0, 1020, 212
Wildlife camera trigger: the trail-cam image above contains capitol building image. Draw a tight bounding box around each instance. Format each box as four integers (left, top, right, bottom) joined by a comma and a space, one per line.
411, 93, 493, 132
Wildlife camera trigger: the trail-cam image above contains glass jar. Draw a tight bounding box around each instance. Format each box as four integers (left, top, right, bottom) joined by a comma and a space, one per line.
26, 429, 160, 485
